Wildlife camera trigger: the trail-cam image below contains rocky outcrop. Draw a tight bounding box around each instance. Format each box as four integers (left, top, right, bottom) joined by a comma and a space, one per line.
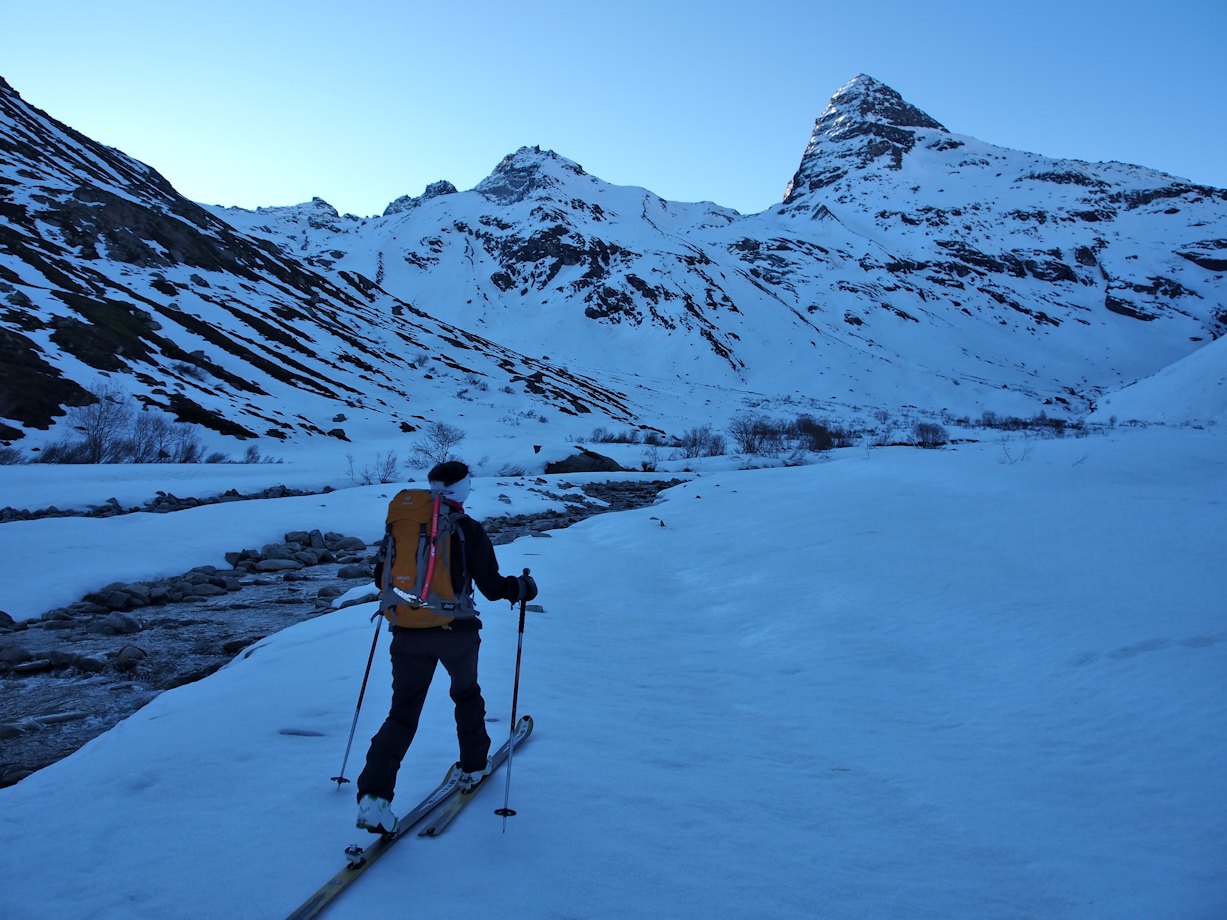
382, 180, 459, 216
476, 146, 588, 205
543, 448, 624, 475
0, 484, 328, 523
784, 74, 948, 199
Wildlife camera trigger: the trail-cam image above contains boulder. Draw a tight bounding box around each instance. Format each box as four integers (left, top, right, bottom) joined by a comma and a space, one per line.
544, 448, 624, 475
113, 645, 147, 672
75, 655, 109, 673
189, 582, 228, 597
260, 543, 294, 561
0, 644, 32, 666
329, 536, 367, 553
254, 558, 303, 573
11, 658, 55, 675
100, 612, 141, 635
338, 591, 379, 609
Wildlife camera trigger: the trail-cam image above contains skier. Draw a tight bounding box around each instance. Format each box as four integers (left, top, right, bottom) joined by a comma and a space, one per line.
355, 460, 538, 834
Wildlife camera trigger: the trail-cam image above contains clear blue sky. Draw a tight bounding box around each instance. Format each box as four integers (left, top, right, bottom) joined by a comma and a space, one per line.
4, 0, 1224, 217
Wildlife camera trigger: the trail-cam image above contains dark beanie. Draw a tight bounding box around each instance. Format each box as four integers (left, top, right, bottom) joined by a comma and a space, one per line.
427, 460, 469, 486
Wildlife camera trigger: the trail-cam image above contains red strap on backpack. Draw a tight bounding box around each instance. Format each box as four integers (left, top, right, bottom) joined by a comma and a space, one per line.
419, 493, 442, 604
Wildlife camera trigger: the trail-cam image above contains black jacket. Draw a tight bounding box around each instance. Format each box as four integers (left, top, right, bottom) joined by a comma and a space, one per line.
453, 513, 521, 606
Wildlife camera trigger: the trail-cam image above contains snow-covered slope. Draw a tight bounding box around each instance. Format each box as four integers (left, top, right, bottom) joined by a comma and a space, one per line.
210, 76, 1226, 429
0, 78, 639, 454
3, 72, 1225, 454
1090, 332, 1227, 426
0, 428, 1223, 917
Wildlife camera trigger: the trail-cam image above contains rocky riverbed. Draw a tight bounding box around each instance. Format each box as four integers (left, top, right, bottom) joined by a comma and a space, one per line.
0, 479, 680, 787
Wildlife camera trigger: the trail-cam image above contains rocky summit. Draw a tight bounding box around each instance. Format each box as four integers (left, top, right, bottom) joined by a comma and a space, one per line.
1, 73, 1224, 452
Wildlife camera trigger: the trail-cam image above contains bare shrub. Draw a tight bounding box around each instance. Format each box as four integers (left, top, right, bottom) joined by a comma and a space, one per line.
729, 412, 786, 456
348, 451, 401, 485
999, 433, 1034, 464
912, 422, 949, 448
590, 427, 642, 444
791, 414, 835, 452
676, 425, 726, 459
408, 422, 467, 469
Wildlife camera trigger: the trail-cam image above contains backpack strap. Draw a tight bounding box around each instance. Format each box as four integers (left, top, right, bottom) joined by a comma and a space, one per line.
453, 515, 473, 600
377, 523, 392, 617
416, 493, 443, 605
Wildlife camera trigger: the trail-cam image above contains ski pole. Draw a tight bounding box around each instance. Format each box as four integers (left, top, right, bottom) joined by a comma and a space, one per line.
495, 568, 530, 829
331, 613, 382, 788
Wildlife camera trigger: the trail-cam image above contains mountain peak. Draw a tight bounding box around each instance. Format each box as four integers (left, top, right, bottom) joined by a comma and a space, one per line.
783, 75, 947, 203
382, 180, 458, 217
475, 146, 588, 204
822, 74, 946, 136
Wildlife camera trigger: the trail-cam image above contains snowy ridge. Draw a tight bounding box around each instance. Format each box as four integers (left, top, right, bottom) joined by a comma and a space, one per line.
206, 76, 1226, 430
2, 72, 1226, 456
0, 79, 640, 452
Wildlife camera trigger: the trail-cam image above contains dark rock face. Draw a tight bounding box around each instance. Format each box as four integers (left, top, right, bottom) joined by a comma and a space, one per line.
476, 146, 587, 205
382, 180, 459, 217
785, 74, 949, 199
544, 448, 623, 474
0, 77, 639, 446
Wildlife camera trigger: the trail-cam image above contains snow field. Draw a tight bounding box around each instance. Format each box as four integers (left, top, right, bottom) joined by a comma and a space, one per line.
0, 427, 1224, 918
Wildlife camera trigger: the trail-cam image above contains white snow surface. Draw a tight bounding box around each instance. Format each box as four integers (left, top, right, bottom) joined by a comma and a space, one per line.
1090, 334, 1227, 427
1, 428, 1225, 918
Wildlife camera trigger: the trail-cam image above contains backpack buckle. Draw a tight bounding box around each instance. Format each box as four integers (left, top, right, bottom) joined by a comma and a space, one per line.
392, 587, 426, 609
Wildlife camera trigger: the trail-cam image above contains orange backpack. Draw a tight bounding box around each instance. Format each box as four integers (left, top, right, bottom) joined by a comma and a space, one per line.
377, 489, 477, 628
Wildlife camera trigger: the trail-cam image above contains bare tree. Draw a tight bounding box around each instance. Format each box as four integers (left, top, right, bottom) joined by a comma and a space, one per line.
126, 412, 177, 462
407, 421, 467, 469
69, 383, 134, 463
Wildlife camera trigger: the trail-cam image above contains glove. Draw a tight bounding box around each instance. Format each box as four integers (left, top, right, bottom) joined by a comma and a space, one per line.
513, 573, 538, 603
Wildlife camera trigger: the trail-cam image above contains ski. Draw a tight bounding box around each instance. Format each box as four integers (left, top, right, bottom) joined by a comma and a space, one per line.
285, 762, 462, 920
284, 715, 533, 920
419, 714, 534, 837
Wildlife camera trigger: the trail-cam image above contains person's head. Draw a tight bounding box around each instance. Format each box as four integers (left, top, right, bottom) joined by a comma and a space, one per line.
428, 460, 471, 504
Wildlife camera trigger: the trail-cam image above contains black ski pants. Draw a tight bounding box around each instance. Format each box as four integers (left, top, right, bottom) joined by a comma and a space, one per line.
356, 625, 491, 803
